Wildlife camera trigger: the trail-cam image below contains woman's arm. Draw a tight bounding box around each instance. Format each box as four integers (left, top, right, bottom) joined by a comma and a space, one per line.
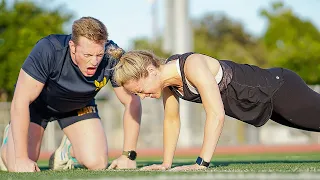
140, 87, 180, 170
185, 54, 225, 164
162, 87, 180, 168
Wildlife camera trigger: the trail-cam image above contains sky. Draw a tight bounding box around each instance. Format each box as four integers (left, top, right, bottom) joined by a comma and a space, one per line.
30, 0, 320, 49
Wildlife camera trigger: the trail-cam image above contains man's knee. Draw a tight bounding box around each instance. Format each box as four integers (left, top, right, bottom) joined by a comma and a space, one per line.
77, 153, 108, 170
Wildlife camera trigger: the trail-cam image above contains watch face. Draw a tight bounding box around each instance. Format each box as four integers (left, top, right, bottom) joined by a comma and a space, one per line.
128, 151, 137, 160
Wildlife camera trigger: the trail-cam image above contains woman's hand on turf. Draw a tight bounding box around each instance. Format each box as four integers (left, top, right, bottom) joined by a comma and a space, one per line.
140, 163, 170, 171
169, 164, 207, 171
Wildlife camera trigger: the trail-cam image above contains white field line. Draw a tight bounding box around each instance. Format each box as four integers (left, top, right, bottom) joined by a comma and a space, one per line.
64, 172, 320, 180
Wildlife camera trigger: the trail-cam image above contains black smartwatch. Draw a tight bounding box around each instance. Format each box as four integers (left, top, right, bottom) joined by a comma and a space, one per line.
196, 156, 210, 167
122, 150, 137, 160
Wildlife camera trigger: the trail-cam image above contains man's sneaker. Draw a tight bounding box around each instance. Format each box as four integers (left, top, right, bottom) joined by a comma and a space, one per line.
49, 135, 75, 170
0, 124, 9, 171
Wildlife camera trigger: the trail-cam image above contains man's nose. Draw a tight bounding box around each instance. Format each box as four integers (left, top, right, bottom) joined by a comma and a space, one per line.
90, 56, 100, 66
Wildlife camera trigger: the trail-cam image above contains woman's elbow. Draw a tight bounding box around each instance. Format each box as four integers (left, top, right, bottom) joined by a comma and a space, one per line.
214, 111, 225, 124
217, 114, 225, 124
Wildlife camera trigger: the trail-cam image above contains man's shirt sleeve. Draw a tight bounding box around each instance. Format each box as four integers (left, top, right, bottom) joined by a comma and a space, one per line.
22, 38, 54, 84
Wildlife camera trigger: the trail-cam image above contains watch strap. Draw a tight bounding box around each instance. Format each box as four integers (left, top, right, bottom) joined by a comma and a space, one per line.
122, 151, 129, 156
196, 156, 210, 167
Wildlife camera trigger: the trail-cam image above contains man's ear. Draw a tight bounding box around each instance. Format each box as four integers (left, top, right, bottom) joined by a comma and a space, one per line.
69, 40, 76, 54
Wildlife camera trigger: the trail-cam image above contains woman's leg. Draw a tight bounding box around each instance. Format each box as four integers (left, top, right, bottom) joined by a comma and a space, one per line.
271, 68, 320, 132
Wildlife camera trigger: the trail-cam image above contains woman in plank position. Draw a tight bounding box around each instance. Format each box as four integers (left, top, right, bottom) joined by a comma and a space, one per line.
111, 50, 320, 171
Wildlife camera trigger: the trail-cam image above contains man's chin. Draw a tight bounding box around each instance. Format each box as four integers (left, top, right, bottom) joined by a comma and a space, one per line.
83, 73, 94, 77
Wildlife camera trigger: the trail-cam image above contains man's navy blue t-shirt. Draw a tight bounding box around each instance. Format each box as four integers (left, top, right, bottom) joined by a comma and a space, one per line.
22, 34, 119, 113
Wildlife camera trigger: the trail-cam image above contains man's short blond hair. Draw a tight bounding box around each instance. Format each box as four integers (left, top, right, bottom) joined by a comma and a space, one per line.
71, 16, 108, 44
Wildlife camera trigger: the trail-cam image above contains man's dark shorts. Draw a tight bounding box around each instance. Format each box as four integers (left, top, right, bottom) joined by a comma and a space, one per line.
29, 100, 100, 130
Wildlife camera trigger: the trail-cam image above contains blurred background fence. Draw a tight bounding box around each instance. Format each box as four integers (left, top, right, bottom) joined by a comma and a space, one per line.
1, 85, 320, 152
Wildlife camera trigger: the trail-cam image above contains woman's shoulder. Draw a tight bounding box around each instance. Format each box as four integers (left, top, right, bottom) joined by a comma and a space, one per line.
166, 52, 195, 63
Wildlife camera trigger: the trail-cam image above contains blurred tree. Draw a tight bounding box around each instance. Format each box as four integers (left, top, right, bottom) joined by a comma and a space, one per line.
131, 37, 171, 60
132, 13, 268, 67
192, 13, 268, 67
0, 0, 72, 100
260, 1, 320, 84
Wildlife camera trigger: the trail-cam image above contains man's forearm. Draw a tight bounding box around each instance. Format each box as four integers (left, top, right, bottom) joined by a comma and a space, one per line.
10, 102, 30, 159
122, 99, 142, 151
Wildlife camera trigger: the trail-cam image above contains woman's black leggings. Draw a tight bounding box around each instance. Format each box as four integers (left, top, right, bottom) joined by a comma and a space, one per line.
271, 68, 320, 132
